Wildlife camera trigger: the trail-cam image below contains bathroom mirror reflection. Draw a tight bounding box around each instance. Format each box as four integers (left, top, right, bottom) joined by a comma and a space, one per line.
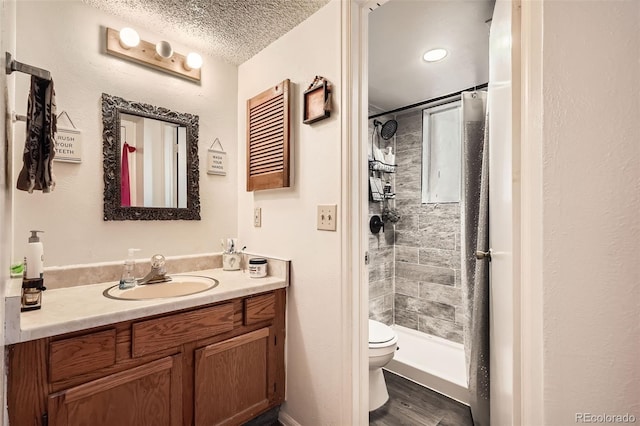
102, 93, 200, 220
119, 113, 187, 209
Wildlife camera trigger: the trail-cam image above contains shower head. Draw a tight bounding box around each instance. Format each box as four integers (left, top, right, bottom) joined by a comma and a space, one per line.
374, 119, 398, 140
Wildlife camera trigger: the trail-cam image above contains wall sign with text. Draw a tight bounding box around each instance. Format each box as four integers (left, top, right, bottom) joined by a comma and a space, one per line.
54, 111, 82, 163
207, 138, 227, 176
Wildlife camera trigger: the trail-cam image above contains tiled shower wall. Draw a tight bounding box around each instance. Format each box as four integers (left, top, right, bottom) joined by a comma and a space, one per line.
368, 110, 464, 344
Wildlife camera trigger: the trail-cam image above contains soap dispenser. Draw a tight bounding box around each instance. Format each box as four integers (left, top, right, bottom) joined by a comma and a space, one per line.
22, 230, 46, 312
119, 248, 140, 290
25, 230, 44, 279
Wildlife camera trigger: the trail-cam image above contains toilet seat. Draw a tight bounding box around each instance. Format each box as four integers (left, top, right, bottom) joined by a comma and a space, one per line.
369, 320, 397, 348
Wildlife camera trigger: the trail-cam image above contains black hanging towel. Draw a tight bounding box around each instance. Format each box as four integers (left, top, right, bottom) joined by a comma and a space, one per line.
17, 76, 57, 193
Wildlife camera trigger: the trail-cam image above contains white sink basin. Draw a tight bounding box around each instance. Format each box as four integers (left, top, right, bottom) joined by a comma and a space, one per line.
104, 275, 219, 301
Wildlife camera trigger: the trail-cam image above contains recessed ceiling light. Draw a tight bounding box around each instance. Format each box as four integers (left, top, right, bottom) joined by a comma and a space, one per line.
423, 48, 448, 62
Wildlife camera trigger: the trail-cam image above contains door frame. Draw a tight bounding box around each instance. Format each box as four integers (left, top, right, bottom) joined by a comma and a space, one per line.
340, 1, 372, 424
342, 0, 545, 424
518, 0, 545, 423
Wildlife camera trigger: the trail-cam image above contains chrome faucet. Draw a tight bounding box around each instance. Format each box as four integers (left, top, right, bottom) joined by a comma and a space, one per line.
138, 254, 172, 285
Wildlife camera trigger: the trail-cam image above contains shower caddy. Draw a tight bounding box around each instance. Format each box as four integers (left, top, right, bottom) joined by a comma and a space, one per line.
369, 119, 399, 234
369, 118, 398, 201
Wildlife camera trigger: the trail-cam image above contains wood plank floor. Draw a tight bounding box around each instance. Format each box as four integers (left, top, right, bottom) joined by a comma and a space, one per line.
369, 370, 473, 426
243, 406, 281, 426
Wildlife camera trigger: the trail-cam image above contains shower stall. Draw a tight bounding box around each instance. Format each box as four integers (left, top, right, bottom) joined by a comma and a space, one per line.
368, 104, 467, 403
368, 88, 488, 406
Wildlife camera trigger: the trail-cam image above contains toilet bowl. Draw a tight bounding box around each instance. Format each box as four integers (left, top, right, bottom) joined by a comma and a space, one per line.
369, 319, 398, 411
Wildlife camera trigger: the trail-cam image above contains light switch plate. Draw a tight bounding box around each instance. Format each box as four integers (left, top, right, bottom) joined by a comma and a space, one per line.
254, 207, 262, 227
317, 204, 337, 231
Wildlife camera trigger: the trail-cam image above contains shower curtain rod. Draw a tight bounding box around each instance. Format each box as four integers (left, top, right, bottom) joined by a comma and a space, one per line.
369, 82, 488, 119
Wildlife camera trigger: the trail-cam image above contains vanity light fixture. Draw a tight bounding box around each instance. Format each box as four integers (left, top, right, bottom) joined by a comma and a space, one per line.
105, 27, 201, 82
184, 52, 203, 70
155, 41, 173, 59
423, 48, 448, 62
118, 28, 140, 49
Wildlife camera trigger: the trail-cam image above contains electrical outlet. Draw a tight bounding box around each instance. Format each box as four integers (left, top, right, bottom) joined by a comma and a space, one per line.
317, 204, 337, 231
254, 207, 262, 227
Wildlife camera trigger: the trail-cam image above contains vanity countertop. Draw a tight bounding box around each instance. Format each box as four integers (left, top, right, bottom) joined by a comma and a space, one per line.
4, 266, 288, 345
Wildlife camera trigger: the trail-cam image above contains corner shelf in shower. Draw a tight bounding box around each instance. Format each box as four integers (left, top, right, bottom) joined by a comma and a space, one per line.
369, 160, 396, 173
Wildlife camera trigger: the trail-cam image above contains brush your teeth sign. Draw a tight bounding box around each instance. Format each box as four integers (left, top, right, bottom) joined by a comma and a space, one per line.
54, 128, 82, 163
54, 111, 82, 163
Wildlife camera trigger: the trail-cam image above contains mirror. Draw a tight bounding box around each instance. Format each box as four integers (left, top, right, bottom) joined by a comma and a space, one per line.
102, 93, 200, 220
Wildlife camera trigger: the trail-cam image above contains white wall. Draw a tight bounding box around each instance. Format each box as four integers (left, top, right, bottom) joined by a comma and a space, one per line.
540, 0, 640, 423
12, 1, 238, 266
237, 1, 344, 424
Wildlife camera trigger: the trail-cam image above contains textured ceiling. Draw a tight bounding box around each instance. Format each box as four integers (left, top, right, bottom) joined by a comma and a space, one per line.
83, 0, 330, 65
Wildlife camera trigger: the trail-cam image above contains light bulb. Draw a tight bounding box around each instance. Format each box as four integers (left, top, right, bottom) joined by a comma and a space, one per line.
184, 52, 203, 70
119, 27, 140, 49
423, 48, 448, 62
155, 41, 173, 59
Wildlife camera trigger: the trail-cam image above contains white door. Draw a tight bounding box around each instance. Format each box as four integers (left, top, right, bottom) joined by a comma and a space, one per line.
488, 0, 521, 424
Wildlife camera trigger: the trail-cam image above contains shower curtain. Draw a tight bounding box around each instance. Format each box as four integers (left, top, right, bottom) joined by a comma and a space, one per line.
461, 91, 490, 426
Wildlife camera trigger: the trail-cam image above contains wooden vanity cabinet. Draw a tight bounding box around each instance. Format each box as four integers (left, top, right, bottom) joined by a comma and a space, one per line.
47, 354, 183, 426
7, 289, 286, 426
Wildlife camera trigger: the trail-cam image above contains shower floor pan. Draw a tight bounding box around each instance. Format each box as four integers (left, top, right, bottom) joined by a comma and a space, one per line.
386, 325, 469, 405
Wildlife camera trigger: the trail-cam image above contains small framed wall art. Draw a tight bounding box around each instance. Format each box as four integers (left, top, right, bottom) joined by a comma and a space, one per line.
303, 76, 332, 125
207, 138, 227, 176
54, 111, 82, 163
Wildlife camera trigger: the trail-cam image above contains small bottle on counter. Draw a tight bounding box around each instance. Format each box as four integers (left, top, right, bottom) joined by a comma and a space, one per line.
21, 230, 46, 312
248, 258, 267, 278
119, 248, 140, 289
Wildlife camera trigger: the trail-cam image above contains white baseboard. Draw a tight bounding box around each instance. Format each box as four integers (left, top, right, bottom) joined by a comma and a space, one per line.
278, 410, 303, 426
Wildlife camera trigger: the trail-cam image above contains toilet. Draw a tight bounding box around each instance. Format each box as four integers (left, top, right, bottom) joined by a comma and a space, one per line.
368, 319, 398, 411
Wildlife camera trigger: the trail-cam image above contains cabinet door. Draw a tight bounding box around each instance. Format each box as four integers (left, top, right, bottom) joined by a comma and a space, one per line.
47, 355, 182, 426
194, 327, 271, 426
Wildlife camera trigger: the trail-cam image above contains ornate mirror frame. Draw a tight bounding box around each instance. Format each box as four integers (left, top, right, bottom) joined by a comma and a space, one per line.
101, 93, 201, 220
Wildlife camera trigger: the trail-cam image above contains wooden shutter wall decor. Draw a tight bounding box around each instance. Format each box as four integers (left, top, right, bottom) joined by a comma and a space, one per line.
246, 80, 290, 191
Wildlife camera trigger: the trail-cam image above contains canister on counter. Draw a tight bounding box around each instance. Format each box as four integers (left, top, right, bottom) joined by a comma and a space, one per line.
248, 258, 267, 278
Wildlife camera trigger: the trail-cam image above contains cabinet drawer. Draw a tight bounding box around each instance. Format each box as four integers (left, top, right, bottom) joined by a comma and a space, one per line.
49, 329, 116, 382
244, 293, 276, 325
132, 303, 234, 357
